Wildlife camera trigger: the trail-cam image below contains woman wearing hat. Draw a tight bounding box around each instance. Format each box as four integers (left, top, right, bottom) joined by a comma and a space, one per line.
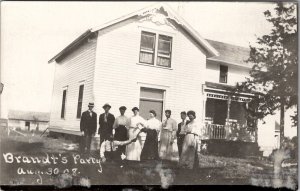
125, 107, 146, 161
179, 110, 205, 169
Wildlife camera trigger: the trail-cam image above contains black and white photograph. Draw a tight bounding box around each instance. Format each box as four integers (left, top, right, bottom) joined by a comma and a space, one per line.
0, 1, 298, 190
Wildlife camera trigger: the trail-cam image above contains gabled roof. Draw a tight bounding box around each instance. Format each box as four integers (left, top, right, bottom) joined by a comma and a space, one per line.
8, 110, 50, 122
206, 39, 253, 68
48, 3, 219, 63
48, 30, 93, 63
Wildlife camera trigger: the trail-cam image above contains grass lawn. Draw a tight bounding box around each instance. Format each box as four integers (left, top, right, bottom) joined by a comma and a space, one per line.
0, 129, 297, 189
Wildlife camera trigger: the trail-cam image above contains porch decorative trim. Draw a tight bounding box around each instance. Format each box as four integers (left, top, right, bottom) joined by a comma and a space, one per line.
206, 92, 251, 102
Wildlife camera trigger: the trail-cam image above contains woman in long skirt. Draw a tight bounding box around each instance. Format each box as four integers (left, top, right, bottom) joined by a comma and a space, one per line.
125, 107, 146, 161
113, 106, 130, 155
140, 110, 161, 160
159, 110, 178, 161
179, 110, 202, 169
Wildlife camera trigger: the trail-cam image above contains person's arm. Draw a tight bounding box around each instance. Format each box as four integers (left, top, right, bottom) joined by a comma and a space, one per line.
92, 113, 97, 135
136, 117, 146, 129
141, 117, 146, 127
171, 120, 178, 143
110, 114, 115, 128
139, 120, 148, 132
162, 119, 167, 128
113, 117, 118, 129
157, 121, 162, 131
98, 115, 102, 134
100, 141, 106, 158
80, 112, 85, 133
157, 121, 162, 141
126, 117, 131, 129
195, 122, 206, 139
176, 123, 181, 137
114, 138, 136, 146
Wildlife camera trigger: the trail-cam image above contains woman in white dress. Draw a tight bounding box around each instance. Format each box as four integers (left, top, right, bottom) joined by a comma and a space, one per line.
179, 110, 203, 169
125, 107, 146, 161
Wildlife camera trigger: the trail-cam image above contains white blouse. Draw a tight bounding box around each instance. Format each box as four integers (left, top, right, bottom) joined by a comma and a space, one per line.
146, 118, 162, 131
186, 120, 208, 140
129, 115, 146, 129
186, 120, 201, 135
113, 115, 130, 129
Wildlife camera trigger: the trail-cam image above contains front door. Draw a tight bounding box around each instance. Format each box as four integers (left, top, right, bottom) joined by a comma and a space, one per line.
139, 87, 164, 121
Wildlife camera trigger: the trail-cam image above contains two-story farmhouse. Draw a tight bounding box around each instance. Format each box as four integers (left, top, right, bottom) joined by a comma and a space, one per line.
48, 4, 259, 154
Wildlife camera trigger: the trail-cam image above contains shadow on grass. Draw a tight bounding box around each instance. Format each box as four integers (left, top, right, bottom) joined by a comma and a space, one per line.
1, 139, 44, 153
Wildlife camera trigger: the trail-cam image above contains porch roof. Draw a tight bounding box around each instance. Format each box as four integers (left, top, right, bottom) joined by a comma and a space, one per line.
205, 81, 236, 92
204, 81, 254, 100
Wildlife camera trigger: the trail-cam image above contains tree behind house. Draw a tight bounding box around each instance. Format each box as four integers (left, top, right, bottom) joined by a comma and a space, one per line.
236, 2, 297, 148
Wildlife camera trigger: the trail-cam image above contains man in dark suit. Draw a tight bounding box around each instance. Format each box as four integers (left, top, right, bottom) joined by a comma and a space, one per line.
176, 111, 189, 157
80, 102, 97, 154
98, 103, 115, 145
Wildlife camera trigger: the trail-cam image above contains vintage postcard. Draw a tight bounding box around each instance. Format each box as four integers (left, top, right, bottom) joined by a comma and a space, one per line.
0, 1, 298, 190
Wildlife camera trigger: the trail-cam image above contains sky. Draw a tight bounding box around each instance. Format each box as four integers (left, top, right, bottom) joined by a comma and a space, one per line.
1, 1, 276, 116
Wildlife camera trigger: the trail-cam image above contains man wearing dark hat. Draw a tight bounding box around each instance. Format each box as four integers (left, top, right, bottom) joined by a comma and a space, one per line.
113, 106, 129, 155
80, 102, 97, 154
98, 103, 115, 145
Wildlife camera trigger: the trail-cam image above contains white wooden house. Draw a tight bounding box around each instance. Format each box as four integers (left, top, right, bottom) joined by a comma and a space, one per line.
48, 4, 268, 150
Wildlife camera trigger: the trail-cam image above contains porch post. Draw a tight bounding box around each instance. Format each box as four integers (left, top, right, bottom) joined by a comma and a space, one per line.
202, 94, 207, 123
225, 95, 231, 139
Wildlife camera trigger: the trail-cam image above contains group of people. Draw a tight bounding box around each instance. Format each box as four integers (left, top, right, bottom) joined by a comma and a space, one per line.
80, 102, 206, 169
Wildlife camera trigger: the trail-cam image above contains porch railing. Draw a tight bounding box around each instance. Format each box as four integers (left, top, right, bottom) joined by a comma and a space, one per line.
204, 123, 226, 139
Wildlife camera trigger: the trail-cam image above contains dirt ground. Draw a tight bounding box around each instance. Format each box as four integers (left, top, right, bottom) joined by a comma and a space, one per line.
0, 130, 297, 189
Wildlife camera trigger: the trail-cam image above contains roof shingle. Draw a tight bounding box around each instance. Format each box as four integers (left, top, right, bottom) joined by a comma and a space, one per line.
206, 39, 252, 68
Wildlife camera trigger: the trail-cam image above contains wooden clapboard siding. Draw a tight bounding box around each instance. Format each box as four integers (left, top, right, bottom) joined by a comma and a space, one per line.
93, 17, 206, 121
50, 37, 97, 131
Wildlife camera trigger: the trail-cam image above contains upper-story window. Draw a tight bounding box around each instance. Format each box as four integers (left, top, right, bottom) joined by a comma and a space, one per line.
219, 65, 228, 83
157, 35, 172, 67
139, 31, 172, 68
140, 31, 156, 65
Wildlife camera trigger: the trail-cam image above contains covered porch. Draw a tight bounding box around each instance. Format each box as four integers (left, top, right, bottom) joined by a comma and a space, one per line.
202, 82, 256, 142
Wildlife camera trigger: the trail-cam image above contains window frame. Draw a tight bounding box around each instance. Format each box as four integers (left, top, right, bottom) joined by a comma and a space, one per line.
156, 34, 172, 68
139, 31, 156, 65
76, 83, 85, 119
61, 86, 68, 119
219, 65, 228, 83
138, 29, 174, 68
